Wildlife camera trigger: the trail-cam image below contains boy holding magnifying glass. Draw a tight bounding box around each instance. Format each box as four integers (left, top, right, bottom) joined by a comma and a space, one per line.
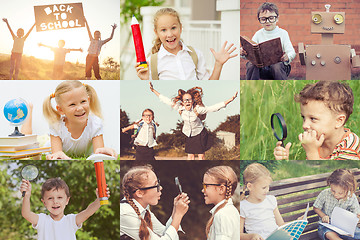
274, 81, 360, 160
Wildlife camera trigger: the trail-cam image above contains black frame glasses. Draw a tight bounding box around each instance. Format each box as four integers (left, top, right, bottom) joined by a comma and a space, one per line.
258, 16, 277, 24
203, 183, 223, 191
183, 98, 193, 103
136, 179, 161, 192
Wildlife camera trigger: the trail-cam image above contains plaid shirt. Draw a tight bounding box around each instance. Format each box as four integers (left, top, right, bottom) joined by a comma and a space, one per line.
313, 188, 360, 222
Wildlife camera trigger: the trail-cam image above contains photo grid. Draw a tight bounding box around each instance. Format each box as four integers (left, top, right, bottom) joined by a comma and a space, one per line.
240, 1, 360, 240
0, 0, 240, 239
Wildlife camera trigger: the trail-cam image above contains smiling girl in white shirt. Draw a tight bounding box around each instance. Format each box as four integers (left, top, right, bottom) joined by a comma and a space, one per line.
202, 165, 239, 240
120, 165, 190, 240
135, 8, 237, 80
149, 82, 237, 160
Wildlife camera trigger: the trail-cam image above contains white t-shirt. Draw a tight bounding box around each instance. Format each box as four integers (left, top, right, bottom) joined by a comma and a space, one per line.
49, 114, 103, 156
240, 195, 279, 239
208, 198, 240, 240
148, 41, 210, 80
33, 213, 82, 240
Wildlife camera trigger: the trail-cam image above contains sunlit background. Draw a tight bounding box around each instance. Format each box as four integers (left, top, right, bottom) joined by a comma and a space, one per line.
0, 0, 120, 66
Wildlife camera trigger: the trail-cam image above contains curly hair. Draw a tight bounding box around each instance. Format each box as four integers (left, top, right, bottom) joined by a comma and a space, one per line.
294, 81, 354, 124
172, 86, 204, 107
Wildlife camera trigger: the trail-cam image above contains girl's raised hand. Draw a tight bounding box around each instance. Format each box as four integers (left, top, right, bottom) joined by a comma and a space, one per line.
112, 23, 117, 29
224, 91, 238, 106
210, 41, 238, 65
2, 18, 8, 23
173, 192, 190, 217
135, 62, 149, 80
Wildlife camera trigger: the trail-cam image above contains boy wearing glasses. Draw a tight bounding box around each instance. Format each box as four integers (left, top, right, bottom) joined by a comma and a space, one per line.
241, 2, 296, 80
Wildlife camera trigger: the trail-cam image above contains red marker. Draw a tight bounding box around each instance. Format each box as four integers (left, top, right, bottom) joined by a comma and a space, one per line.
131, 15, 148, 68
94, 160, 109, 205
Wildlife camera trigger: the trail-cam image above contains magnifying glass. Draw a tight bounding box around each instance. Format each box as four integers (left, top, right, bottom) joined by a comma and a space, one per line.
271, 113, 287, 148
21, 164, 39, 197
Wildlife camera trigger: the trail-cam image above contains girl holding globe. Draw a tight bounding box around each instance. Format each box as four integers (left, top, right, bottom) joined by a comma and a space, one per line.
41, 80, 117, 159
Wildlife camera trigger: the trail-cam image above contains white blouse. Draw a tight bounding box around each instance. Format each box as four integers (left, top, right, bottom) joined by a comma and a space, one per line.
208, 198, 240, 240
120, 198, 180, 240
158, 94, 226, 137
49, 114, 103, 156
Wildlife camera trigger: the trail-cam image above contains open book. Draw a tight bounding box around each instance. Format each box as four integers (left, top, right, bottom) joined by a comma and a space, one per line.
319, 207, 358, 237
266, 203, 309, 240
240, 36, 283, 68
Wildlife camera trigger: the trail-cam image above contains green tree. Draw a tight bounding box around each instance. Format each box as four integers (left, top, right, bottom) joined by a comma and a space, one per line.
120, 108, 132, 151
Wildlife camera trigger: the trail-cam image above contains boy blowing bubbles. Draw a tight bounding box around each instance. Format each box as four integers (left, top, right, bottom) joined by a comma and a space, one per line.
20, 178, 110, 239
274, 81, 360, 160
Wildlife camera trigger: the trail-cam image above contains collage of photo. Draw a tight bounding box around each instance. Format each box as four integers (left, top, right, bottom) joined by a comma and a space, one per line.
0, 0, 240, 239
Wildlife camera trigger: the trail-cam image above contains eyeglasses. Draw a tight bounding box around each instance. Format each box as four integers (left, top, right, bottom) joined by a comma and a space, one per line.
258, 16, 277, 24
203, 183, 223, 191
136, 179, 161, 192
142, 114, 153, 118
183, 98, 193, 103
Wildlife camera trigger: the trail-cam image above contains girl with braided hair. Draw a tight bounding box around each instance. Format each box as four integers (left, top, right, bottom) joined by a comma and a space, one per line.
120, 165, 190, 240
202, 165, 239, 240
150, 82, 237, 160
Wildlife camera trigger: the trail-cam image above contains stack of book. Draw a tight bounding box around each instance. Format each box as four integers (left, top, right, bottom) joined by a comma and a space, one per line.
0, 135, 51, 159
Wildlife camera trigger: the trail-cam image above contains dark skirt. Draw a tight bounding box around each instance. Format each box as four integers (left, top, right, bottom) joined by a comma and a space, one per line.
135, 145, 155, 160
185, 128, 211, 154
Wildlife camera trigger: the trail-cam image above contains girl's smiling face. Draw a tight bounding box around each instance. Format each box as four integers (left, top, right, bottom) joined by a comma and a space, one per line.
202, 174, 225, 205
56, 87, 90, 126
155, 14, 182, 55
182, 93, 193, 111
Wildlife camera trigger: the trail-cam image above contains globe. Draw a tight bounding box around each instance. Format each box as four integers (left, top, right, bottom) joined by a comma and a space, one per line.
3, 98, 28, 136
4, 98, 28, 126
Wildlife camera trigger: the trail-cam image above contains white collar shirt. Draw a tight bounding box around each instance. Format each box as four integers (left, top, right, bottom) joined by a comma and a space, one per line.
158, 94, 226, 137
148, 41, 210, 80
134, 121, 158, 148
120, 198, 179, 240
208, 198, 240, 240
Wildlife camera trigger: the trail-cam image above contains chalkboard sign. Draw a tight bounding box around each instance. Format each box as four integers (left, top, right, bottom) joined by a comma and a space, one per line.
34, 2, 85, 32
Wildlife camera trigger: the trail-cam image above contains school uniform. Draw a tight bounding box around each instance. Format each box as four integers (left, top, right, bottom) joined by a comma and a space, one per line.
158, 94, 226, 154
134, 121, 157, 161
120, 198, 181, 240
208, 198, 240, 240
148, 41, 210, 80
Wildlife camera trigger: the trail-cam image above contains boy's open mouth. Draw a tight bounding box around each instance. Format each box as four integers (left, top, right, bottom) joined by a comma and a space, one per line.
52, 206, 60, 210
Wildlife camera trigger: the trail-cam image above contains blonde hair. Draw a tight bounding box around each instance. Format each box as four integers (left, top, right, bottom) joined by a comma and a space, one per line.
204, 166, 238, 238
43, 80, 102, 124
122, 165, 154, 240
240, 163, 272, 201
151, 8, 182, 54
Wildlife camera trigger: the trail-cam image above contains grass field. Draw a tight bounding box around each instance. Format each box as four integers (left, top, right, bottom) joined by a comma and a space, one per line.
240, 80, 360, 160
0, 55, 119, 80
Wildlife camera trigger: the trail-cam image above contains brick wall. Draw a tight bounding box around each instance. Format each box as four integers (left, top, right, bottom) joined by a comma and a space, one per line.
240, 0, 360, 79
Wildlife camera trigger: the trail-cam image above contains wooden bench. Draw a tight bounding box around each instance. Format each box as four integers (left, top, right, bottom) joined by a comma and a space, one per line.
241, 168, 360, 240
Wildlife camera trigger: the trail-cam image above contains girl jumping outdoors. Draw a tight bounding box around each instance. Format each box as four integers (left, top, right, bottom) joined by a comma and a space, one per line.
84, 17, 117, 80
149, 82, 237, 160
135, 8, 238, 80
122, 109, 159, 161
120, 165, 190, 239
42, 80, 117, 159
2, 18, 35, 80
202, 165, 240, 240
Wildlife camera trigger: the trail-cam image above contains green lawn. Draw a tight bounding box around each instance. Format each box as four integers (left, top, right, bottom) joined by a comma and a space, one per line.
240, 80, 360, 160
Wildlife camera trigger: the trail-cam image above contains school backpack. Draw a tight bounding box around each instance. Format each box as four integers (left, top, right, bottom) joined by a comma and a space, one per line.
150, 46, 198, 80
130, 121, 157, 147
